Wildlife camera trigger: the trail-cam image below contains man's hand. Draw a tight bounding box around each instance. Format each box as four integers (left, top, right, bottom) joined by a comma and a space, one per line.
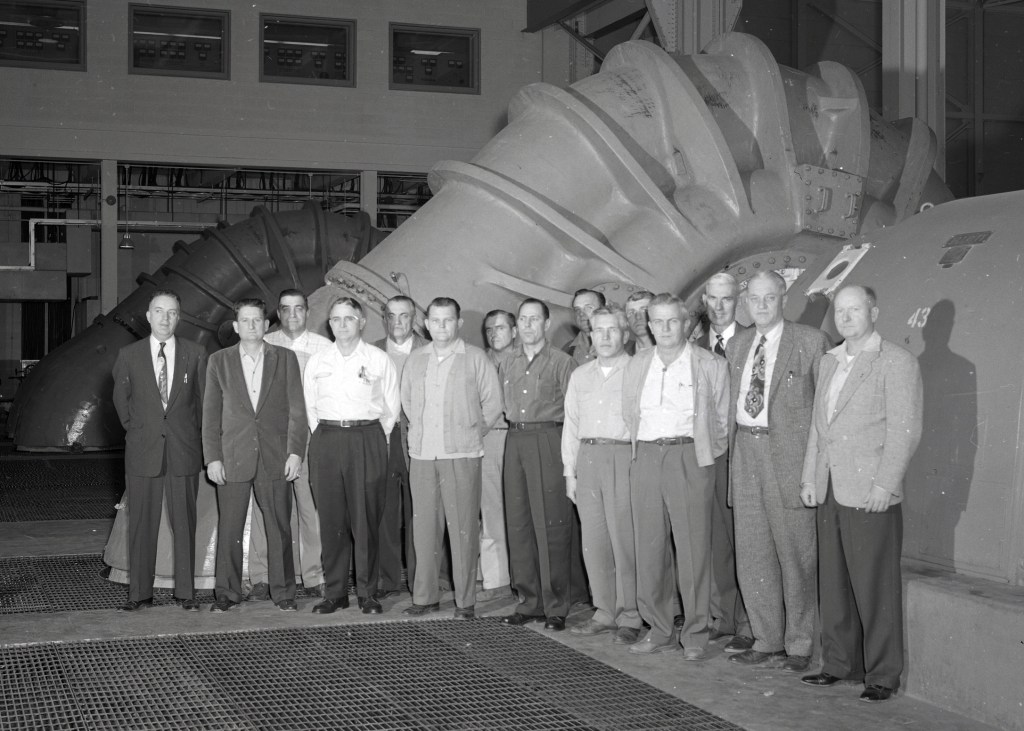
799, 482, 817, 508
862, 484, 892, 513
207, 460, 226, 486
565, 475, 577, 505
284, 454, 302, 482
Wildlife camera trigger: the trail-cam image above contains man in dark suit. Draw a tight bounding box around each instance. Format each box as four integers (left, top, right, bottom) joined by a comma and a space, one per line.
799, 285, 922, 702
112, 289, 206, 612
694, 273, 753, 653
203, 298, 308, 612
726, 271, 830, 674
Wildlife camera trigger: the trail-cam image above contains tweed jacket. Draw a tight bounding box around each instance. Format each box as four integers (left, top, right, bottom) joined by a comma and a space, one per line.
622, 344, 729, 468
726, 321, 830, 508
202, 343, 308, 483
801, 337, 923, 507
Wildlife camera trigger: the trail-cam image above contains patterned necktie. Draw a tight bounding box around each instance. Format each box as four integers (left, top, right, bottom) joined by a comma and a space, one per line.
714, 334, 725, 357
157, 342, 169, 408
744, 335, 767, 418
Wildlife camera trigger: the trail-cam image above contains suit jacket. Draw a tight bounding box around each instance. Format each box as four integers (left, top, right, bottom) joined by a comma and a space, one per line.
801, 337, 923, 507
622, 344, 729, 467
202, 343, 308, 483
726, 321, 830, 508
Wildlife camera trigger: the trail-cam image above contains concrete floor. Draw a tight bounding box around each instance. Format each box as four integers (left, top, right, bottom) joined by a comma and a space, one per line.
0, 517, 1000, 731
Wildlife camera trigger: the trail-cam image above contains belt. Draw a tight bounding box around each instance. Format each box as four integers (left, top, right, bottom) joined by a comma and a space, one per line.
737, 425, 770, 436
509, 421, 562, 431
580, 438, 630, 446
639, 436, 694, 445
319, 419, 378, 428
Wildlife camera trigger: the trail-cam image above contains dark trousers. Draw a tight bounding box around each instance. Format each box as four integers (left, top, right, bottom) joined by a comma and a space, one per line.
504, 426, 582, 618
126, 469, 198, 601
378, 424, 414, 592
709, 450, 750, 636
310, 422, 387, 600
214, 456, 295, 604
818, 480, 904, 690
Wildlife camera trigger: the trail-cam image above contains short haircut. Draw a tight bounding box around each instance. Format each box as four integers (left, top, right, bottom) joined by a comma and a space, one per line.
703, 272, 738, 293
484, 310, 515, 329
233, 298, 267, 318
277, 288, 307, 308
427, 296, 461, 319
837, 284, 877, 308
573, 288, 606, 307
518, 298, 550, 320
647, 293, 689, 319
589, 303, 628, 330
329, 296, 364, 318
625, 290, 655, 304
746, 270, 787, 294
148, 289, 181, 308
383, 295, 415, 314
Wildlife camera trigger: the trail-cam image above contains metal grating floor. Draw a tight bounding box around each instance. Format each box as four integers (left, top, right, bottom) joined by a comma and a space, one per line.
0, 457, 123, 521
1, 621, 742, 730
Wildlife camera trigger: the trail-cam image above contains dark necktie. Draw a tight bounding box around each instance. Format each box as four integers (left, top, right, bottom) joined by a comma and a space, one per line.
157, 342, 169, 408
714, 334, 725, 357
744, 335, 767, 418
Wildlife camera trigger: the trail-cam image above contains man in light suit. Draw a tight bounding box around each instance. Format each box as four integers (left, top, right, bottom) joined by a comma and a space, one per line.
113, 289, 206, 612
799, 285, 922, 703
726, 271, 830, 673
694, 273, 753, 653
203, 298, 308, 612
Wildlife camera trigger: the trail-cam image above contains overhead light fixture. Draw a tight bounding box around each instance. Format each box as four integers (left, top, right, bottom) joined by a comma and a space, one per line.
118, 230, 134, 250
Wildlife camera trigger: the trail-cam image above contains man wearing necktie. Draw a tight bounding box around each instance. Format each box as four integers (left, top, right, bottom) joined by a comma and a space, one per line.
694, 273, 753, 653
112, 290, 207, 612
725, 271, 830, 674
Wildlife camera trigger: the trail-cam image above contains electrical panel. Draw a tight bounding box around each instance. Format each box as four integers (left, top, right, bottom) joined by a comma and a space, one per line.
130, 4, 228, 79
390, 23, 479, 94
0, 0, 84, 70
261, 14, 355, 87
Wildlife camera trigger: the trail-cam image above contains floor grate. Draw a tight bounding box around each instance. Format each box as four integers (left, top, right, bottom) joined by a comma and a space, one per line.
0, 457, 123, 521
1, 621, 742, 730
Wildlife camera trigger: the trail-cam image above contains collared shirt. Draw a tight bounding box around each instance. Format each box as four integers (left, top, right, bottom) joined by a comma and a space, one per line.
710, 321, 737, 354
637, 344, 694, 440
736, 320, 784, 428
304, 339, 400, 434
410, 340, 483, 460
561, 353, 631, 477
486, 348, 512, 429
827, 330, 881, 420
385, 337, 416, 377
239, 343, 265, 410
149, 335, 175, 400
264, 328, 332, 375
567, 330, 595, 366
502, 342, 575, 423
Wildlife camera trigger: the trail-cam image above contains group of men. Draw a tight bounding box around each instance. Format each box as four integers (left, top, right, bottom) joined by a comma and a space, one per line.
113, 268, 921, 704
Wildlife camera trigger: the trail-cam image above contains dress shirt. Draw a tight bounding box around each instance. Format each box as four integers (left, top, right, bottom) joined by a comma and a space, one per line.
487, 349, 511, 429
826, 330, 881, 421
303, 339, 400, 434
385, 337, 416, 376
561, 353, 631, 477
736, 320, 784, 428
501, 342, 575, 423
264, 328, 332, 374
637, 345, 694, 440
149, 335, 175, 398
239, 343, 265, 410
412, 345, 483, 460
710, 321, 737, 353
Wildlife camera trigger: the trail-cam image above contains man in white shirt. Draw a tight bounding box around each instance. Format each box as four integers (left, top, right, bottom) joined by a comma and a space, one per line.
305, 297, 400, 615
243, 289, 333, 600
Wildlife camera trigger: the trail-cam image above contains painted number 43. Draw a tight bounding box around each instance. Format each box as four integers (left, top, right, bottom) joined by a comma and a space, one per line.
907, 307, 930, 328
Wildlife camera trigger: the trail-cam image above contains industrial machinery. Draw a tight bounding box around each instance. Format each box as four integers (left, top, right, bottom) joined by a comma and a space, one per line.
12, 33, 1023, 587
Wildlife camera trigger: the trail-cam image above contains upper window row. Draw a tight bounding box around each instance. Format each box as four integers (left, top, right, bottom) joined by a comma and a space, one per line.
0, 2, 481, 94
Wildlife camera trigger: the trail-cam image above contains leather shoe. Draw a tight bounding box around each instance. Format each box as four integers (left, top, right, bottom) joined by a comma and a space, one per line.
544, 616, 566, 631
860, 685, 896, 703
453, 606, 475, 620
311, 597, 349, 614
210, 598, 238, 613
708, 627, 732, 641
629, 637, 680, 655
402, 602, 440, 616
249, 582, 270, 601
358, 596, 383, 614
682, 646, 709, 662
613, 627, 641, 645
374, 588, 401, 601
570, 618, 615, 636
801, 672, 842, 687
782, 654, 811, 673
276, 599, 297, 611
177, 597, 200, 612
727, 649, 785, 666
117, 598, 153, 612
723, 635, 755, 653
306, 582, 326, 598
499, 613, 544, 626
